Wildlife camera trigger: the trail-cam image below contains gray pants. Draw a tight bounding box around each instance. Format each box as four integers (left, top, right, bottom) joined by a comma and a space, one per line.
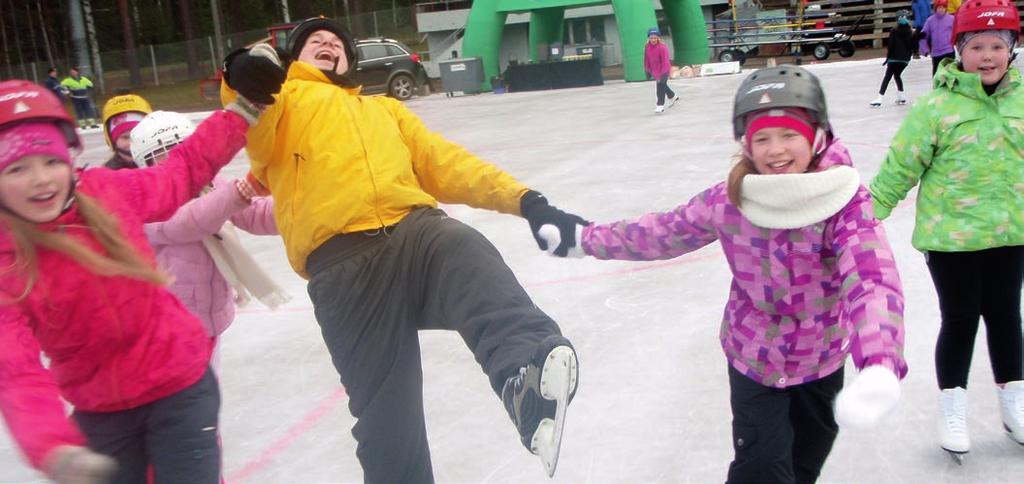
306, 207, 565, 483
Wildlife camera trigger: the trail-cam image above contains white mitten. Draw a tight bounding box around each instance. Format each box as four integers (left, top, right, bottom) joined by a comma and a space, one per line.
537, 224, 585, 258
834, 365, 901, 428
44, 445, 117, 484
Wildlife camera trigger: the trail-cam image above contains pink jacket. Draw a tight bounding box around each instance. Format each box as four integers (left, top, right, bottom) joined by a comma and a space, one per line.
644, 41, 672, 78
145, 177, 277, 337
582, 141, 906, 388
0, 110, 248, 470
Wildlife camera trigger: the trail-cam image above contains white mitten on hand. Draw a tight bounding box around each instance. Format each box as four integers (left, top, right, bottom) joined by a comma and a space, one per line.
44, 445, 117, 484
834, 365, 901, 429
537, 224, 585, 258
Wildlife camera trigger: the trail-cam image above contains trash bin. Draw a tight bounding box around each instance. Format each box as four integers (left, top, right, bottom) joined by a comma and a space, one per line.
438, 57, 484, 96
491, 76, 505, 94
575, 44, 603, 65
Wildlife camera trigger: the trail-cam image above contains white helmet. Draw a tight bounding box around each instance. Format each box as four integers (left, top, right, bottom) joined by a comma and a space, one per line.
129, 110, 197, 167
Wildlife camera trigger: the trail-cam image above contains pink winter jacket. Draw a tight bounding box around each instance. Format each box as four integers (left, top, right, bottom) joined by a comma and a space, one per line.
145, 177, 277, 337
644, 41, 672, 78
582, 141, 907, 388
0, 110, 248, 470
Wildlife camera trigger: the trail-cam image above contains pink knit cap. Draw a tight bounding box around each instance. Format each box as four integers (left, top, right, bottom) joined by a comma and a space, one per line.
0, 122, 72, 171
107, 111, 146, 143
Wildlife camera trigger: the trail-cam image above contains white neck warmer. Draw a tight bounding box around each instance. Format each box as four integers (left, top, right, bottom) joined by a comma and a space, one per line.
739, 165, 860, 229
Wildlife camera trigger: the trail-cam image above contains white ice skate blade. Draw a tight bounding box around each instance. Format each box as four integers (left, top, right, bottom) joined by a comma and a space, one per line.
1003, 424, 1024, 445
530, 346, 577, 477
943, 449, 967, 465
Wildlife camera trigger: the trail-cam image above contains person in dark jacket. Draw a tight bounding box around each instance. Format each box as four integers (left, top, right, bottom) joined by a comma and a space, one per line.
44, 67, 65, 102
871, 10, 915, 107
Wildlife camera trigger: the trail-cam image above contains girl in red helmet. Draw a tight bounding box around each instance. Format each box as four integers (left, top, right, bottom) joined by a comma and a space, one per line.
0, 79, 270, 483
871, 0, 1024, 464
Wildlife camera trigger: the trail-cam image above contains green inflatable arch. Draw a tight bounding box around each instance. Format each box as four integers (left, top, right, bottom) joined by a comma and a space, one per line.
460, 0, 709, 90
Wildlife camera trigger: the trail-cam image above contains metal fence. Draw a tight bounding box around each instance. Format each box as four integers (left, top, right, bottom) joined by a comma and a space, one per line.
0, 6, 422, 94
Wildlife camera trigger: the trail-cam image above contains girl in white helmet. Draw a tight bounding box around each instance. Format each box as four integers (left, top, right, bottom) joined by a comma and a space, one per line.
131, 110, 288, 369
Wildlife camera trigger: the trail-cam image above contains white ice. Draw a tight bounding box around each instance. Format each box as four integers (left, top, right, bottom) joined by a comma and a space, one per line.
3, 57, 1024, 483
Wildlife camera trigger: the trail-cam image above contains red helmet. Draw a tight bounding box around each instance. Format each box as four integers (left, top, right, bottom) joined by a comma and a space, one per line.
953, 0, 1021, 44
0, 80, 80, 150
933, 0, 948, 7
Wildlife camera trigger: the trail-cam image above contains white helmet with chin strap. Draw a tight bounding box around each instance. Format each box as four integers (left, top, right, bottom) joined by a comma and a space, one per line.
129, 111, 196, 167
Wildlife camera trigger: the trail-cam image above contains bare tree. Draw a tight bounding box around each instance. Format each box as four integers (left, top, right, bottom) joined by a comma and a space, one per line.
0, 3, 13, 79
36, 2, 56, 70
8, 0, 28, 79
117, 0, 141, 87
178, 0, 202, 78
81, 0, 105, 93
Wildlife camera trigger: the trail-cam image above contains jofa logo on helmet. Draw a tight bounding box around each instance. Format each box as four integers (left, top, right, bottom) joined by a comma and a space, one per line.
0, 90, 40, 102
153, 126, 181, 136
745, 82, 786, 95
111, 96, 136, 105
977, 11, 1007, 18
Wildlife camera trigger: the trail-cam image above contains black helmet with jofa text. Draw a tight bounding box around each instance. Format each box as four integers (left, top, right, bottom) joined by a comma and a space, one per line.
732, 66, 830, 140
286, 16, 359, 77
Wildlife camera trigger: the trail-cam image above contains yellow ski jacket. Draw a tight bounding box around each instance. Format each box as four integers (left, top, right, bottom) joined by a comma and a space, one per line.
223, 61, 529, 277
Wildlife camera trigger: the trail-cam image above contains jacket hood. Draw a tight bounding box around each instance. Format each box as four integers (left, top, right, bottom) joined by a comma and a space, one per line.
933, 58, 1021, 99
812, 138, 854, 172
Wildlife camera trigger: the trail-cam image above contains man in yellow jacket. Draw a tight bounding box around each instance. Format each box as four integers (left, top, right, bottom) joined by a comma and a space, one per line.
222, 16, 583, 482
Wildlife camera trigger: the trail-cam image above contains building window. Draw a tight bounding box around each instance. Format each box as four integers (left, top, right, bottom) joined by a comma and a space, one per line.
563, 17, 607, 44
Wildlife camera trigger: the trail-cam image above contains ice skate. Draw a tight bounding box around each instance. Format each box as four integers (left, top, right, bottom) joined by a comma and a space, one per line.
654, 104, 665, 114
667, 95, 679, 108
895, 91, 908, 105
998, 381, 1024, 445
869, 94, 883, 108
938, 387, 970, 465
502, 334, 578, 477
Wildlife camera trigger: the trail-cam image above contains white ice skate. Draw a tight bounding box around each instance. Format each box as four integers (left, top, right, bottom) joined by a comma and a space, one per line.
654, 104, 665, 114
939, 387, 970, 464
869, 94, 883, 108
503, 335, 579, 477
998, 381, 1024, 445
895, 91, 908, 105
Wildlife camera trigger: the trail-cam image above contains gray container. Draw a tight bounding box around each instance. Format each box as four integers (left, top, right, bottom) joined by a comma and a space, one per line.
438, 57, 484, 95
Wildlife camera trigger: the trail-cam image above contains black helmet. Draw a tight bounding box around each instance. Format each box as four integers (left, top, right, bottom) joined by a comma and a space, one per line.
286, 16, 358, 77
732, 66, 830, 140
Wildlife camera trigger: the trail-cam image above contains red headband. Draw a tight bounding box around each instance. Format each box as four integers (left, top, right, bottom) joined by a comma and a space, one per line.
745, 108, 816, 149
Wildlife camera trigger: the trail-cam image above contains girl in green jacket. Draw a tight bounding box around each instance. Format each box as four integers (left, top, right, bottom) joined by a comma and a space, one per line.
869, 0, 1024, 464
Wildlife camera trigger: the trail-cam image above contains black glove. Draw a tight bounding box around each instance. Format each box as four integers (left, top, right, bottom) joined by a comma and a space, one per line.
222, 44, 289, 105
520, 190, 589, 257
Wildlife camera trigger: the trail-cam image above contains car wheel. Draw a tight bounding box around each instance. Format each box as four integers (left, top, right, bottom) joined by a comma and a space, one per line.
718, 49, 737, 63
389, 74, 415, 100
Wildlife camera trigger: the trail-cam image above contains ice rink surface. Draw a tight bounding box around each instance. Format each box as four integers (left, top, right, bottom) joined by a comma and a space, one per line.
3, 57, 1024, 483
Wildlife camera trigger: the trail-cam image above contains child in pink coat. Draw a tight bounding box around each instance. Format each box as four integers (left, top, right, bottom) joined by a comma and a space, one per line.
643, 28, 678, 113
132, 111, 287, 368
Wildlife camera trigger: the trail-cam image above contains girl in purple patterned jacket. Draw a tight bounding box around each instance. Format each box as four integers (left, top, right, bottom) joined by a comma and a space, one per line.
548, 66, 908, 483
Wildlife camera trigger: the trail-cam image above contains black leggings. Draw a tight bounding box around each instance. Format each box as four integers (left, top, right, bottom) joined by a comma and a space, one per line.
879, 62, 907, 95
926, 246, 1024, 389
931, 52, 955, 76
656, 75, 675, 106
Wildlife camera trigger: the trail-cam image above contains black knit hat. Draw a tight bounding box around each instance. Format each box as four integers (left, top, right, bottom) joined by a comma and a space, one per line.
286, 16, 358, 76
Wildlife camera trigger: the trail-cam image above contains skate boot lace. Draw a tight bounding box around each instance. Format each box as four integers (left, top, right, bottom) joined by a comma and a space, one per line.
943, 395, 968, 436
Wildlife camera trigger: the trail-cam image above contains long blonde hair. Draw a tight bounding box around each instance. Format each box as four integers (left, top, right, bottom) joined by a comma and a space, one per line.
1, 192, 169, 301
